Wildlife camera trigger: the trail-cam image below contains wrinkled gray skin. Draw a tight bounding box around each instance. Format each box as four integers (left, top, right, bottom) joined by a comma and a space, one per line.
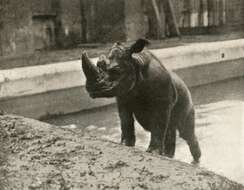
81, 39, 201, 163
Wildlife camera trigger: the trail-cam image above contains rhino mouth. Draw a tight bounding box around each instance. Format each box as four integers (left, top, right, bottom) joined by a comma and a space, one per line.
81, 52, 119, 98
86, 84, 115, 98
86, 79, 119, 98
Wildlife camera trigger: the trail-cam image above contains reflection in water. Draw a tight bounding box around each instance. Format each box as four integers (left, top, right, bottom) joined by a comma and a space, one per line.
84, 100, 244, 184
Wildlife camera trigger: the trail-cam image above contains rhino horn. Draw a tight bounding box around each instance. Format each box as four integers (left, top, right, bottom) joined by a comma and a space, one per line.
81, 52, 100, 82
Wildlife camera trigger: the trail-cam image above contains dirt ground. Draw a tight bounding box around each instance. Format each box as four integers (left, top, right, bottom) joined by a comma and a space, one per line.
0, 114, 243, 190
1, 32, 244, 70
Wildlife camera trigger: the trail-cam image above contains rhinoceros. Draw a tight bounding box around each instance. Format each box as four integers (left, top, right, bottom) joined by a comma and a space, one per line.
81, 39, 201, 163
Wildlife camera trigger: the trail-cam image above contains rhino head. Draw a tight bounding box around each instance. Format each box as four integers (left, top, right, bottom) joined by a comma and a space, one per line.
81, 39, 149, 98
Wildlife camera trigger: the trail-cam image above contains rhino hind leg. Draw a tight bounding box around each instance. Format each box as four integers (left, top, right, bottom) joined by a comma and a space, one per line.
146, 127, 164, 155
180, 109, 201, 163
146, 107, 172, 156
188, 136, 201, 164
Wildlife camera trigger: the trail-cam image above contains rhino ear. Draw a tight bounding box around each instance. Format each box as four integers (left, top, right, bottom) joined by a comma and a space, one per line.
129, 38, 150, 54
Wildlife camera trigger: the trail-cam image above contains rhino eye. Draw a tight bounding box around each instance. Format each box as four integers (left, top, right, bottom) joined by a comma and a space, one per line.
109, 68, 120, 75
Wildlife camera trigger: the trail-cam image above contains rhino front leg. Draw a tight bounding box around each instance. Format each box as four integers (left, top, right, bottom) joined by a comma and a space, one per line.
164, 125, 176, 158
118, 103, 135, 147
146, 105, 172, 155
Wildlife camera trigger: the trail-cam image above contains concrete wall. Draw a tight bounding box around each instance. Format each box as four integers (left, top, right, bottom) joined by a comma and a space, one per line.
0, 0, 83, 55
84, 0, 146, 42
124, 0, 146, 41
0, 0, 33, 56
0, 39, 244, 119
32, 18, 56, 50
2, 0, 244, 57
56, 0, 82, 47
174, 0, 244, 33
225, 0, 244, 31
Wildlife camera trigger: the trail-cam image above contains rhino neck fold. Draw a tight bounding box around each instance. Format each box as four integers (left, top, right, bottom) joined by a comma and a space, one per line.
117, 67, 138, 98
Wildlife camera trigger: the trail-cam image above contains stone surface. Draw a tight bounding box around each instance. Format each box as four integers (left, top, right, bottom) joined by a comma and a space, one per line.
0, 114, 243, 189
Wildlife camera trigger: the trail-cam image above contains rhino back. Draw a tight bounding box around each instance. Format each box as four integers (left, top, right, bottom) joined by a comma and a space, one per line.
134, 51, 176, 103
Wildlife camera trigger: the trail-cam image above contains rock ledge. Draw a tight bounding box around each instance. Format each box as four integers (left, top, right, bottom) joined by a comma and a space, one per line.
0, 115, 243, 190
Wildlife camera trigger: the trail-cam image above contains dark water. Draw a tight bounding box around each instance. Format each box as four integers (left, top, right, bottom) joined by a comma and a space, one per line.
44, 77, 244, 184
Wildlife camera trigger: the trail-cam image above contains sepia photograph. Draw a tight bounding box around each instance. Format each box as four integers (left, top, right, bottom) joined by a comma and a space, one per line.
0, 0, 243, 189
